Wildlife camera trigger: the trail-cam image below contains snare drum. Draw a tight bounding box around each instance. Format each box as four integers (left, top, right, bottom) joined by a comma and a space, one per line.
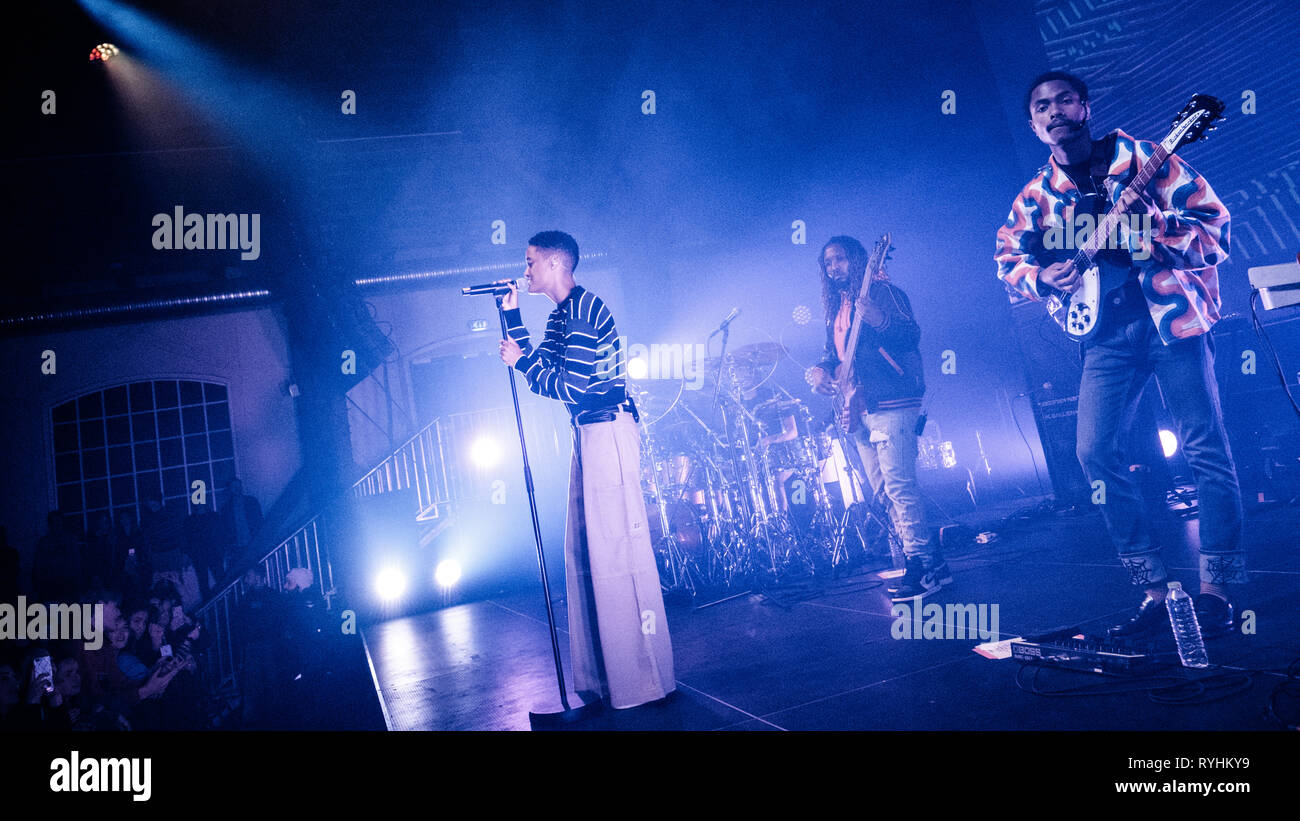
660, 452, 696, 489
645, 497, 706, 554
765, 439, 806, 472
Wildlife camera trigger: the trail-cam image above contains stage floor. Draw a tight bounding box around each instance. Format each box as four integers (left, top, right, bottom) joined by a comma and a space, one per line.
362, 500, 1300, 731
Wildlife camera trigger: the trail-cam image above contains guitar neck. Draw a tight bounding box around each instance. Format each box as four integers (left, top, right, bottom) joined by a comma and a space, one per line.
837, 235, 889, 383
840, 317, 864, 383
1072, 144, 1169, 267
839, 281, 875, 385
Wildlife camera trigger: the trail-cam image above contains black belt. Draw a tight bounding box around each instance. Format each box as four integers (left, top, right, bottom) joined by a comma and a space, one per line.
573, 398, 639, 427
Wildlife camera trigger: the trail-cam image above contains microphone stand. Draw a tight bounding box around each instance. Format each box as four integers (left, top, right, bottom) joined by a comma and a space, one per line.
697, 319, 761, 609
492, 294, 600, 726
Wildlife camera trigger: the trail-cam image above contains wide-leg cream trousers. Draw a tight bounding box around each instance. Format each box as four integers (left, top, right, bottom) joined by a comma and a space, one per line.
565, 412, 675, 708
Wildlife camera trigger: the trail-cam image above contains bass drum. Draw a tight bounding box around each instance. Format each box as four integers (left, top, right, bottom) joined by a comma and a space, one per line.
645, 497, 706, 555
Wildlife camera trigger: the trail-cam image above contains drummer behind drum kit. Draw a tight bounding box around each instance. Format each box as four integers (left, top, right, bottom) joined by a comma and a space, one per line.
632, 339, 905, 600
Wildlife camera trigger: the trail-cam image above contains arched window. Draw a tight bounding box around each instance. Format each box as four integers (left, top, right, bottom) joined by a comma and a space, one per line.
50, 380, 236, 536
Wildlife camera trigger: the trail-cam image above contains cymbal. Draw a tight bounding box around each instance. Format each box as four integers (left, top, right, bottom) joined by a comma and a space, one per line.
729, 342, 787, 366
751, 396, 804, 413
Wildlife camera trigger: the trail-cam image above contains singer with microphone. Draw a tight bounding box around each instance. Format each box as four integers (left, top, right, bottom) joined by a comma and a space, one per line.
496, 230, 675, 710
807, 235, 947, 601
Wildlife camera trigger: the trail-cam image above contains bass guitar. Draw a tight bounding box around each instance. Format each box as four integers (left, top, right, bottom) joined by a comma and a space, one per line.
831, 233, 891, 433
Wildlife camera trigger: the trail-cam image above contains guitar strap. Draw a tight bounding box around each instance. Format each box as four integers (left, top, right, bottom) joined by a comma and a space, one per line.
1065, 132, 1141, 281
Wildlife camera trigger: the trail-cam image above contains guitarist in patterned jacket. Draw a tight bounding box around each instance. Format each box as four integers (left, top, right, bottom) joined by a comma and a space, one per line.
809, 235, 949, 601
995, 71, 1243, 638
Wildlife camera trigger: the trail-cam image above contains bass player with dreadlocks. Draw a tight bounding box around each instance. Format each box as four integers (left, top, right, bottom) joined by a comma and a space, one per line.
808, 235, 950, 600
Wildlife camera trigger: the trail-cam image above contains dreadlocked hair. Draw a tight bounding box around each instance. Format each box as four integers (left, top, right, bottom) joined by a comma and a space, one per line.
820, 235, 869, 319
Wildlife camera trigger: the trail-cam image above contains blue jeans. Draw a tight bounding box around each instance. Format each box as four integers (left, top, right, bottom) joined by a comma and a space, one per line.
850, 406, 934, 562
1075, 314, 1245, 588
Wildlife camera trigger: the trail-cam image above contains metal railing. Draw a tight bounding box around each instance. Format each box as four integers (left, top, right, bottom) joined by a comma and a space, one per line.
194, 416, 450, 708
193, 516, 328, 695
352, 417, 452, 521
440, 407, 515, 503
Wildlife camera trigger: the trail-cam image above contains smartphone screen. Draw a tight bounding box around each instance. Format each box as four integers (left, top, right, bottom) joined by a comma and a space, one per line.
160, 645, 173, 659
33, 655, 53, 691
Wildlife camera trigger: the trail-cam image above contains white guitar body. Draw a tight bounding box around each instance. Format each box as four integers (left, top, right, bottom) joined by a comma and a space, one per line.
1063, 264, 1101, 339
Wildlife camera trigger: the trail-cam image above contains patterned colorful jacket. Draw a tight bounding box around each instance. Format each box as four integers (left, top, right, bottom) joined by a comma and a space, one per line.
995, 128, 1230, 344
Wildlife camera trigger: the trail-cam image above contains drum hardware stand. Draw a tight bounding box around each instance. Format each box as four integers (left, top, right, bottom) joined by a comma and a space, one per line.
778, 405, 842, 579
693, 587, 753, 610
824, 425, 869, 571
974, 430, 993, 479
828, 425, 905, 574
714, 343, 780, 585
868, 496, 906, 570
638, 410, 701, 598
965, 467, 980, 508
697, 338, 774, 607
656, 532, 699, 597
829, 503, 865, 572
652, 487, 701, 597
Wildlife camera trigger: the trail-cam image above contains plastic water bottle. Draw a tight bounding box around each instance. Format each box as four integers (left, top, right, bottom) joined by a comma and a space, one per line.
888, 532, 906, 570
1166, 581, 1209, 668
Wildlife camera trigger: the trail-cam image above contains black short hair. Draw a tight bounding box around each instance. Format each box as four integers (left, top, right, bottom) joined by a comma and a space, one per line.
1024, 71, 1088, 116
528, 231, 579, 273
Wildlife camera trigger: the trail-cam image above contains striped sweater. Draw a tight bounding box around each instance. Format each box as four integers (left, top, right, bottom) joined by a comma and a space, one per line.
995, 128, 1230, 344
504, 285, 628, 421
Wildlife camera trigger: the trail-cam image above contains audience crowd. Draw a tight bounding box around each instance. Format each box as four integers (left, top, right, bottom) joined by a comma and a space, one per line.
0, 480, 332, 731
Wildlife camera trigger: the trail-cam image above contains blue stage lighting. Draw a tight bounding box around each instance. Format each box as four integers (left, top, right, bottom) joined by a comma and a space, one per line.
627, 356, 649, 380
374, 567, 408, 601
1159, 429, 1178, 458
435, 559, 462, 588
470, 436, 501, 468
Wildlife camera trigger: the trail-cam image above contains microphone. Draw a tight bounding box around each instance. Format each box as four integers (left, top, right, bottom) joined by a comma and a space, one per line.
710, 307, 741, 336
461, 278, 519, 296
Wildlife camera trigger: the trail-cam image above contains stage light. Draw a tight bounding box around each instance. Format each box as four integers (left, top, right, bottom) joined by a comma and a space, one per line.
792, 305, 812, 325
628, 356, 649, 380
435, 559, 462, 588
469, 436, 501, 468
374, 567, 407, 601
940, 441, 957, 469
89, 43, 120, 62
1159, 429, 1178, 458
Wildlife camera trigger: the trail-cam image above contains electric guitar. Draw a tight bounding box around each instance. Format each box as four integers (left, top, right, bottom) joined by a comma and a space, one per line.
1042, 94, 1225, 341
831, 233, 891, 433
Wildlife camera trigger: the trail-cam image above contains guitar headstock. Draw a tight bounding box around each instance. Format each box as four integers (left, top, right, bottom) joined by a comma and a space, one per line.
1163, 94, 1225, 153
868, 233, 892, 282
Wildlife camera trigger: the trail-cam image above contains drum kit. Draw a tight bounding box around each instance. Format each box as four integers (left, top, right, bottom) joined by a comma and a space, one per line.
632, 341, 904, 599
